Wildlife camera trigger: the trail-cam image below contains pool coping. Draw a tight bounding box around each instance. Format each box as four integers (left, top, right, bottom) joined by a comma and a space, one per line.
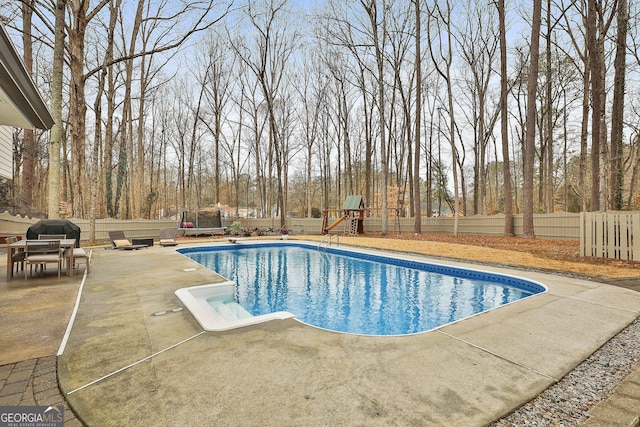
56, 240, 640, 426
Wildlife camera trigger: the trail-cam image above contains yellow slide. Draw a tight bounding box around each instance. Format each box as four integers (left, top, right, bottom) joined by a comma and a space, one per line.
325, 214, 347, 232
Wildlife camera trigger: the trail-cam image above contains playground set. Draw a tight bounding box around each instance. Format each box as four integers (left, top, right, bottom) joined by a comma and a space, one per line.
321, 195, 366, 235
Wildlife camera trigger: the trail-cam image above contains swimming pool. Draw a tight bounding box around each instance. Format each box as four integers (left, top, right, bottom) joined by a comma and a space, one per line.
176, 242, 546, 335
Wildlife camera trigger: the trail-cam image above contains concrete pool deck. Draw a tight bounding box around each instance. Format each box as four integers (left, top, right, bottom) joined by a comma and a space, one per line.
2, 239, 640, 425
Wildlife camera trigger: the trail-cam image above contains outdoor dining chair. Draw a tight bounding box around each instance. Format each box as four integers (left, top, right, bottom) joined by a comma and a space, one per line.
33, 233, 67, 273
6, 236, 24, 275
24, 240, 64, 279
65, 247, 89, 274
38, 234, 66, 240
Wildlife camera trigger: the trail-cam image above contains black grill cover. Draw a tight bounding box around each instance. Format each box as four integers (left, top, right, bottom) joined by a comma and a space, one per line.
26, 219, 81, 248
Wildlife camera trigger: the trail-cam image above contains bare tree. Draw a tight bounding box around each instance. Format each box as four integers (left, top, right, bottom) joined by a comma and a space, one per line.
362, 0, 390, 234
585, 0, 616, 210
413, 0, 422, 232
523, 0, 543, 237
231, 0, 297, 227
295, 51, 326, 218
498, 0, 513, 235
223, 68, 250, 218
11, 0, 640, 230
121, 0, 145, 218
427, 0, 460, 235
609, 0, 628, 209
325, 51, 355, 198
20, 0, 37, 209
543, 0, 553, 213
47, 0, 66, 219
66, 0, 111, 218
168, 78, 203, 210
586, 0, 602, 211
61, 0, 231, 219
386, 1, 414, 220
88, 0, 120, 243
197, 30, 234, 206
558, 0, 590, 211
317, 0, 382, 217
455, 0, 499, 216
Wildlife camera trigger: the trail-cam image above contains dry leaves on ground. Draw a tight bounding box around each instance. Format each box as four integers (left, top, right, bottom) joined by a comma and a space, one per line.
344, 232, 640, 279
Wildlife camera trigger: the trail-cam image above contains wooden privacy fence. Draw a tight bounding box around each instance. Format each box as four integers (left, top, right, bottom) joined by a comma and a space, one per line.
2, 211, 639, 261
240, 213, 581, 240
580, 212, 640, 261
0, 212, 581, 242
0, 213, 177, 243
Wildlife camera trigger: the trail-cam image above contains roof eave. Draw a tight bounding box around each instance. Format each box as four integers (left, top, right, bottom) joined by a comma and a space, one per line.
0, 22, 54, 130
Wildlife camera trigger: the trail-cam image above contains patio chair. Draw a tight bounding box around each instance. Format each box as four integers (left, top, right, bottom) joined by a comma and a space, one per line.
6, 236, 25, 275
33, 234, 67, 273
107, 230, 146, 250
38, 234, 66, 240
159, 228, 178, 247
24, 240, 64, 279
65, 247, 90, 274
36, 234, 67, 255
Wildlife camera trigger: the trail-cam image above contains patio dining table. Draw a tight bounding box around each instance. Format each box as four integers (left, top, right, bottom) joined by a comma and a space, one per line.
6, 238, 77, 281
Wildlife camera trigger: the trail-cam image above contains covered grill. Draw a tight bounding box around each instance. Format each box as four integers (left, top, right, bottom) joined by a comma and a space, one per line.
26, 219, 81, 248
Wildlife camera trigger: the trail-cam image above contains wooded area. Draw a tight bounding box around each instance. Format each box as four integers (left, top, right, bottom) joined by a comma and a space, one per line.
1, 0, 638, 242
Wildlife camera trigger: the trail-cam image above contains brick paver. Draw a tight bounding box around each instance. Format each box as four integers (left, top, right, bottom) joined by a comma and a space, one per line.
0, 356, 83, 426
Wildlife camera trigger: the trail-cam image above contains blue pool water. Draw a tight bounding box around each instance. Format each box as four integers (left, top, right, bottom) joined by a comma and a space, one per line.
179, 243, 545, 336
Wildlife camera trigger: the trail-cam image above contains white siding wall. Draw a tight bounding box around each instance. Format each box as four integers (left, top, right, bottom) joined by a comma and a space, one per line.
0, 126, 12, 180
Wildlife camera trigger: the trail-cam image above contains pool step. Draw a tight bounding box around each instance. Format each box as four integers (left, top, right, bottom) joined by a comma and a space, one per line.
209, 300, 252, 321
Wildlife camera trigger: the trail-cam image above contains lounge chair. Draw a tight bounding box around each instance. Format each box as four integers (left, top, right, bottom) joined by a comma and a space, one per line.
159, 228, 178, 247
107, 231, 147, 250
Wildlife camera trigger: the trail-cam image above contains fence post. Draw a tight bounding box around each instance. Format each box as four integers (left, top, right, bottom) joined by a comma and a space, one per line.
634, 213, 640, 261
579, 212, 585, 257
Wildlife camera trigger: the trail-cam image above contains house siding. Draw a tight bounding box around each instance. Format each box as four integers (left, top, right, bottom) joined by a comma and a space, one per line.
0, 126, 12, 180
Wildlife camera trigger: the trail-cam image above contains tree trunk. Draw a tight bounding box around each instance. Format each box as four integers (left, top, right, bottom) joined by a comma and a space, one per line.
523, 0, 542, 238
587, 0, 602, 211
579, 62, 590, 211
136, 53, 148, 218
545, 0, 553, 213
609, 0, 628, 210
48, 0, 66, 219
365, 0, 389, 235
413, 0, 422, 233
498, 0, 513, 235
104, 50, 117, 218
68, 0, 93, 218
122, 0, 144, 218
21, 1, 35, 209
89, 0, 119, 243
